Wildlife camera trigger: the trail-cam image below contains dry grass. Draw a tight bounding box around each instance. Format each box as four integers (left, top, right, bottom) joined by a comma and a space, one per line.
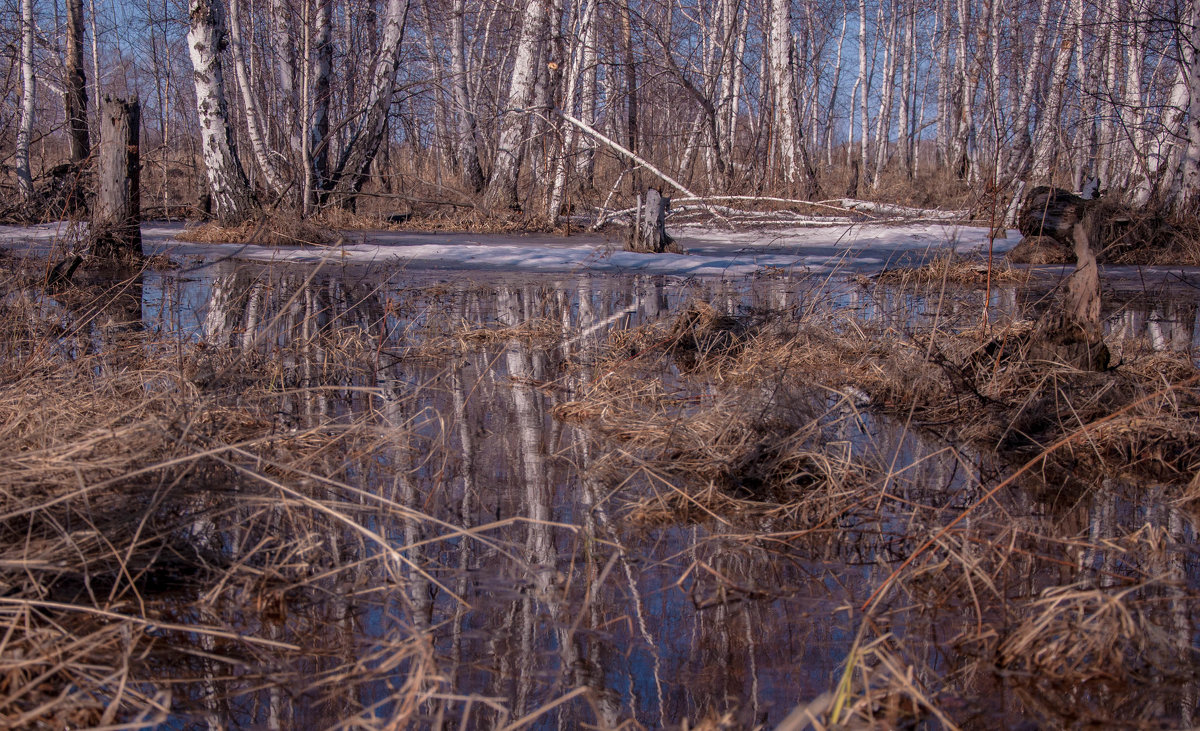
0, 271, 454, 727
871, 252, 1029, 286
179, 213, 340, 246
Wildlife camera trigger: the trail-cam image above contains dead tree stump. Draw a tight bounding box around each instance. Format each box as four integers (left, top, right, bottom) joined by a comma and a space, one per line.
91, 96, 142, 261
1030, 202, 1110, 370
627, 188, 675, 253
1018, 186, 1087, 243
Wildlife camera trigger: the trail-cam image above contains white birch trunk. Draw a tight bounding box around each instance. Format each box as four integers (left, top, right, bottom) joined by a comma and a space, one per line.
768, 0, 798, 189
870, 0, 897, 187
187, 0, 257, 223
1119, 0, 1148, 190
272, 0, 300, 154
328, 0, 410, 202
934, 0, 951, 166
1097, 0, 1121, 184
857, 0, 870, 173
228, 0, 286, 197
1005, 0, 1054, 181
1030, 2, 1075, 182
310, 0, 332, 192
1131, 66, 1186, 205
897, 1, 914, 177
485, 0, 547, 210
1178, 0, 1200, 208
16, 0, 34, 202
826, 13, 848, 166
547, 0, 596, 221
451, 0, 485, 191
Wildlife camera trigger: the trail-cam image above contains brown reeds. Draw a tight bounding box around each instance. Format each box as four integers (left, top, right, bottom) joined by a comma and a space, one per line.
178, 212, 340, 246
0, 268, 456, 726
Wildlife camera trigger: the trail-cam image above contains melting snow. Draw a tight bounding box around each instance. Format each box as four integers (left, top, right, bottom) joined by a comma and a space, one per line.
0, 220, 1005, 277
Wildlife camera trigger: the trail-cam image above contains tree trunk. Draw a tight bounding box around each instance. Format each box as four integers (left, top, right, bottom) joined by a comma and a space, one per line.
272, 0, 299, 154
450, 0, 485, 191
91, 97, 142, 261
484, 0, 547, 210
65, 0, 90, 166
1005, 0, 1053, 182
1029, 4, 1075, 183
870, 0, 897, 187
187, 0, 258, 224
767, 0, 819, 198
1179, 0, 1200, 209
856, 0, 870, 178
310, 0, 333, 199
621, 0, 640, 192
326, 0, 411, 208
16, 0, 35, 203
626, 189, 674, 253
228, 0, 287, 198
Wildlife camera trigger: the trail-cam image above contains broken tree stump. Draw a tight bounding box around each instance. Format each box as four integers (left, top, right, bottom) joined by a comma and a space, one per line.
1009, 185, 1085, 264
626, 188, 675, 253
91, 96, 142, 261
1030, 202, 1110, 370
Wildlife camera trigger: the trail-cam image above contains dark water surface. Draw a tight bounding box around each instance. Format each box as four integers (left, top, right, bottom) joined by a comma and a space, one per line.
18, 248, 1200, 728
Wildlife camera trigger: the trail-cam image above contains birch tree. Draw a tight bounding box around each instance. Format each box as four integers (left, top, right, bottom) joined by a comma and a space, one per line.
16, 0, 35, 202
187, 0, 258, 223
1178, 0, 1200, 209
228, 0, 286, 198
450, 0, 485, 191
767, 0, 819, 197
484, 0, 548, 210
325, 0, 410, 207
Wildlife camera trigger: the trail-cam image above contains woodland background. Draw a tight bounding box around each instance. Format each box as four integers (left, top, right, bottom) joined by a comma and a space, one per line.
0, 0, 1197, 228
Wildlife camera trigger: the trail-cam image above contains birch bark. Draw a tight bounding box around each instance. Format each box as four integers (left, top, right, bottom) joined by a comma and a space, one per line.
1178, 0, 1200, 208
16, 0, 34, 202
187, 0, 258, 222
1029, 2, 1075, 182
485, 0, 548, 210
327, 0, 410, 205
767, 0, 818, 196
228, 0, 286, 197
451, 0, 485, 191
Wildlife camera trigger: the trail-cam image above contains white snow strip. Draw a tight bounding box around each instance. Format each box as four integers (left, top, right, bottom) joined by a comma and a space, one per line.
0, 221, 1008, 277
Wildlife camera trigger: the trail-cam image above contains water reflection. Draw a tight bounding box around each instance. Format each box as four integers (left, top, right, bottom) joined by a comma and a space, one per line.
41, 260, 1200, 726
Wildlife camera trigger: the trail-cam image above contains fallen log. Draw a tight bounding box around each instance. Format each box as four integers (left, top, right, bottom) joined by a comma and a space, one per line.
837, 198, 969, 220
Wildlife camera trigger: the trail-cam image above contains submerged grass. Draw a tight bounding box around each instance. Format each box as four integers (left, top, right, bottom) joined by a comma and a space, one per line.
556, 275, 1200, 727
0, 269, 453, 727
3, 254, 1200, 728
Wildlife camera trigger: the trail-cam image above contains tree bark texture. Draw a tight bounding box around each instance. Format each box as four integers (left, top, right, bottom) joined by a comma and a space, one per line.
91, 97, 142, 261
187, 0, 258, 224
16, 0, 35, 202
485, 0, 548, 210
626, 189, 674, 253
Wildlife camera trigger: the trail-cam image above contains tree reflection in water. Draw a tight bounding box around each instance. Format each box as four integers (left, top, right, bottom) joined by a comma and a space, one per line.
43, 262, 1200, 727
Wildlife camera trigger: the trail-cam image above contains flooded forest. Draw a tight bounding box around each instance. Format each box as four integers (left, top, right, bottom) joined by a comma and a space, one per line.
2, 0, 1200, 726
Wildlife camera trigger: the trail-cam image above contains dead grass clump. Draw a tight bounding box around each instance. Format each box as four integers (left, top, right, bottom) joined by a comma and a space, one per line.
179, 213, 339, 246
1006, 234, 1073, 264
872, 252, 1027, 286
0, 289, 448, 725
998, 584, 1179, 684
559, 341, 870, 527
